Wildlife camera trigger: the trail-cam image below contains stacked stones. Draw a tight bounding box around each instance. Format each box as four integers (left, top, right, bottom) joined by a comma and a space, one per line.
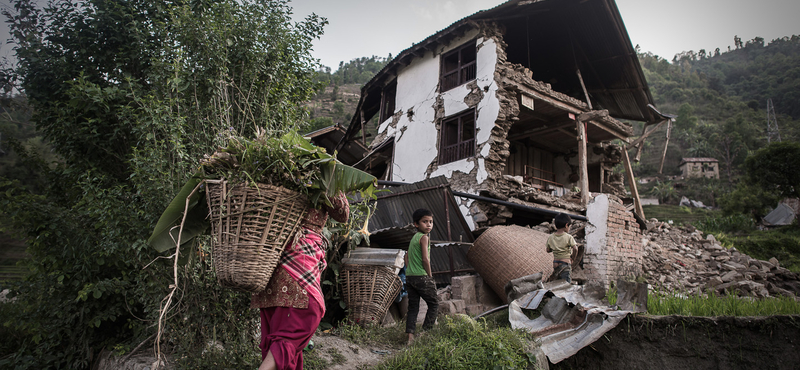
641, 219, 799, 298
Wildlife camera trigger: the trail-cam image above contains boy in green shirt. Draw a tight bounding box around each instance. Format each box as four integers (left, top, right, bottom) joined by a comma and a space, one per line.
546, 213, 578, 283
403, 208, 439, 344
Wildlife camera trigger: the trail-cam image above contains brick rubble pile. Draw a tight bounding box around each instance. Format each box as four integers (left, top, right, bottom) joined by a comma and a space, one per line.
641, 219, 800, 298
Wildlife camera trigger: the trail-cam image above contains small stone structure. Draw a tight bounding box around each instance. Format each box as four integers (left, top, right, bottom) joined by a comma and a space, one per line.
678, 157, 719, 179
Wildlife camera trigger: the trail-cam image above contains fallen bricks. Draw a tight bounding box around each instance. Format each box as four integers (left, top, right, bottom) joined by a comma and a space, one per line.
640, 219, 800, 298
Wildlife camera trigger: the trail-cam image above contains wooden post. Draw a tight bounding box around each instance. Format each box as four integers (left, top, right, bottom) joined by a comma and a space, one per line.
622, 148, 645, 219
658, 119, 672, 174
360, 110, 366, 145
576, 119, 590, 205
576, 69, 593, 110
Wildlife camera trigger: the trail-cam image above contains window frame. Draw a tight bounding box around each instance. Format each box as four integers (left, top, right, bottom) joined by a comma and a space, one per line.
438, 109, 476, 164
380, 80, 397, 122
440, 41, 477, 92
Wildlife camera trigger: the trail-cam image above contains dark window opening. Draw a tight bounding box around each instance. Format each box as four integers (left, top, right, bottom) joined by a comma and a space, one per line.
380, 80, 397, 122
439, 109, 476, 164
440, 41, 477, 91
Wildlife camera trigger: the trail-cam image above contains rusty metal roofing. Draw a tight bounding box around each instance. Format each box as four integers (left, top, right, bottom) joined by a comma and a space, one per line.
362, 176, 477, 286
339, 0, 657, 151
367, 176, 475, 244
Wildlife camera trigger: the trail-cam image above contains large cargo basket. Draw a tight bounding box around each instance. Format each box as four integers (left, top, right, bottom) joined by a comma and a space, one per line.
205, 179, 307, 292
341, 264, 402, 326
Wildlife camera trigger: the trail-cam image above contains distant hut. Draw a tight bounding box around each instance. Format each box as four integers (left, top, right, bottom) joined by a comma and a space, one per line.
678, 158, 719, 179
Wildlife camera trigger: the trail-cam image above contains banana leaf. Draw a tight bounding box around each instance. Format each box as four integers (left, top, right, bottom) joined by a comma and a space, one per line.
147, 172, 209, 254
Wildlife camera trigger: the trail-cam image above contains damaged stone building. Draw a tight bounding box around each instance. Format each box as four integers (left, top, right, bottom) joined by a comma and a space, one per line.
334, 0, 672, 288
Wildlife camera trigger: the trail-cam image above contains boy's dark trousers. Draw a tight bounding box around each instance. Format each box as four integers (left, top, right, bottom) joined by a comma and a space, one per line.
405, 275, 439, 333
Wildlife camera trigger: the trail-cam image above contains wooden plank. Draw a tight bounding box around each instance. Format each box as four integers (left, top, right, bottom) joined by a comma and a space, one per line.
626, 118, 669, 152
658, 120, 672, 174
576, 68, 593, 110
576, 120, 590, 205
622, 148, 645, 219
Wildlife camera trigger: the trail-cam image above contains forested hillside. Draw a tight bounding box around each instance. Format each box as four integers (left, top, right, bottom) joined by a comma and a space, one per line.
634, 35, 800, 182
304, 55, 390, 133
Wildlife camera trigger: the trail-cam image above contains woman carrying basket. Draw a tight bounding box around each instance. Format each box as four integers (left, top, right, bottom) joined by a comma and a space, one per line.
252, 191, 349, 370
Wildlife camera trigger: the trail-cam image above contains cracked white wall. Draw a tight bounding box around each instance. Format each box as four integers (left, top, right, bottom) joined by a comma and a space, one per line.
380, 29, 501, 193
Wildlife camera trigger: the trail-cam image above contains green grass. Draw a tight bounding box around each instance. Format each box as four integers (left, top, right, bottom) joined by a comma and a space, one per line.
646, 292, 800, 316
333, 320, 408, 346
715, 227, 800, 273
370, 315, 535, 370
642, 204, 719, 225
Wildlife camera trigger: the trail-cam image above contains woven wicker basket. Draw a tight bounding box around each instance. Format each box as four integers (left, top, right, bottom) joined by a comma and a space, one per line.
467, 225, 552, 303
205, 179, 308, 293
341, 264, 402, 326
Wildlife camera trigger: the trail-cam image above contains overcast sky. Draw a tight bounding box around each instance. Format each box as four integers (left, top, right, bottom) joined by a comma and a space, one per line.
289, 0, 800, 70
1, 0, 799, 71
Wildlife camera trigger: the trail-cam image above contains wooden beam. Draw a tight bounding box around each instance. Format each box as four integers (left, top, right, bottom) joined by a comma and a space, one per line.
576, 120, 590, 205
625, 118, 669, 151
519, 90, 581, 116
658, 120, 673, 174
576, 69, 593, 110
577, 109, 609, 122
360, 110, 366, 145
507, 120, 575, 141
622, 148, 645, 219
587, 118, 630, 142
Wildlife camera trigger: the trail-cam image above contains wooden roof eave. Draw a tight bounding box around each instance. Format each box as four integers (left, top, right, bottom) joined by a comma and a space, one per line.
507, 76, 633, 142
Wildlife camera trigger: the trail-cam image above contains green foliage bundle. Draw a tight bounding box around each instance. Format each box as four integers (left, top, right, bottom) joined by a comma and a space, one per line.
0, 0, 327, 368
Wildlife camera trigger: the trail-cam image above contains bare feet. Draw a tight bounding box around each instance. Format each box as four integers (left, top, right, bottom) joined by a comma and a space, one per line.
407, 333, 415, 345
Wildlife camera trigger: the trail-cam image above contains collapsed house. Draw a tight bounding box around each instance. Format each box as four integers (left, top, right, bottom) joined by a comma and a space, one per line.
329, 0, 673, 289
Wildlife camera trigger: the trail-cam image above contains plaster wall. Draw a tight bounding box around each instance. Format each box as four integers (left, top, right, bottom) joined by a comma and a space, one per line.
382, 29, 499, 191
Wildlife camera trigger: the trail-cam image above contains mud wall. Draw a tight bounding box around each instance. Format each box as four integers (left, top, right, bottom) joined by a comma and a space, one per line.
552, 314, 800, 370
584, 194, 644, 287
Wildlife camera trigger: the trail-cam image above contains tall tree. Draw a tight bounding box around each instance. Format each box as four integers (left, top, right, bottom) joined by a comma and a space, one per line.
0, 0, 325, 368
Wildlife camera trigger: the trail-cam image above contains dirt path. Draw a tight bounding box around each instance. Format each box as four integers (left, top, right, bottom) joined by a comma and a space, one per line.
309, 332, 402, 369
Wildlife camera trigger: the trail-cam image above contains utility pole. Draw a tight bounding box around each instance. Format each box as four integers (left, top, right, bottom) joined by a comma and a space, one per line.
767, 98, 781, 143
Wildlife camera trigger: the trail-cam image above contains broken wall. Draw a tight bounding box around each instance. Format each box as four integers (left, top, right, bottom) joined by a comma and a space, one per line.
584, 194, 644, 287
372, 23, 508, 230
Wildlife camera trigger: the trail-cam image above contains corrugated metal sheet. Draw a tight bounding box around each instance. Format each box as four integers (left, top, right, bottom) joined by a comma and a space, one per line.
509, 279, 647, 364
361, 176, 476, 285
764, 203, 796, 226
367, 176, 474, 243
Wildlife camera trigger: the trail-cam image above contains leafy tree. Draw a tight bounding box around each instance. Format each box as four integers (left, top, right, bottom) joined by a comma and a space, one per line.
674, 103, 697, 131
718, 182, 778, 218
0, 0, 325, 368
744, 142, 800, 200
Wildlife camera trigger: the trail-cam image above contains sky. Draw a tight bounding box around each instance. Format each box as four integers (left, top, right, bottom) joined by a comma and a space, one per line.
1, 0, 799, 70
288, 0, 800, 70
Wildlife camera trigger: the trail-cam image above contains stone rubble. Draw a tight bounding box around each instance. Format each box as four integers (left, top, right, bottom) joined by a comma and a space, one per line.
638, 219, 800, 298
